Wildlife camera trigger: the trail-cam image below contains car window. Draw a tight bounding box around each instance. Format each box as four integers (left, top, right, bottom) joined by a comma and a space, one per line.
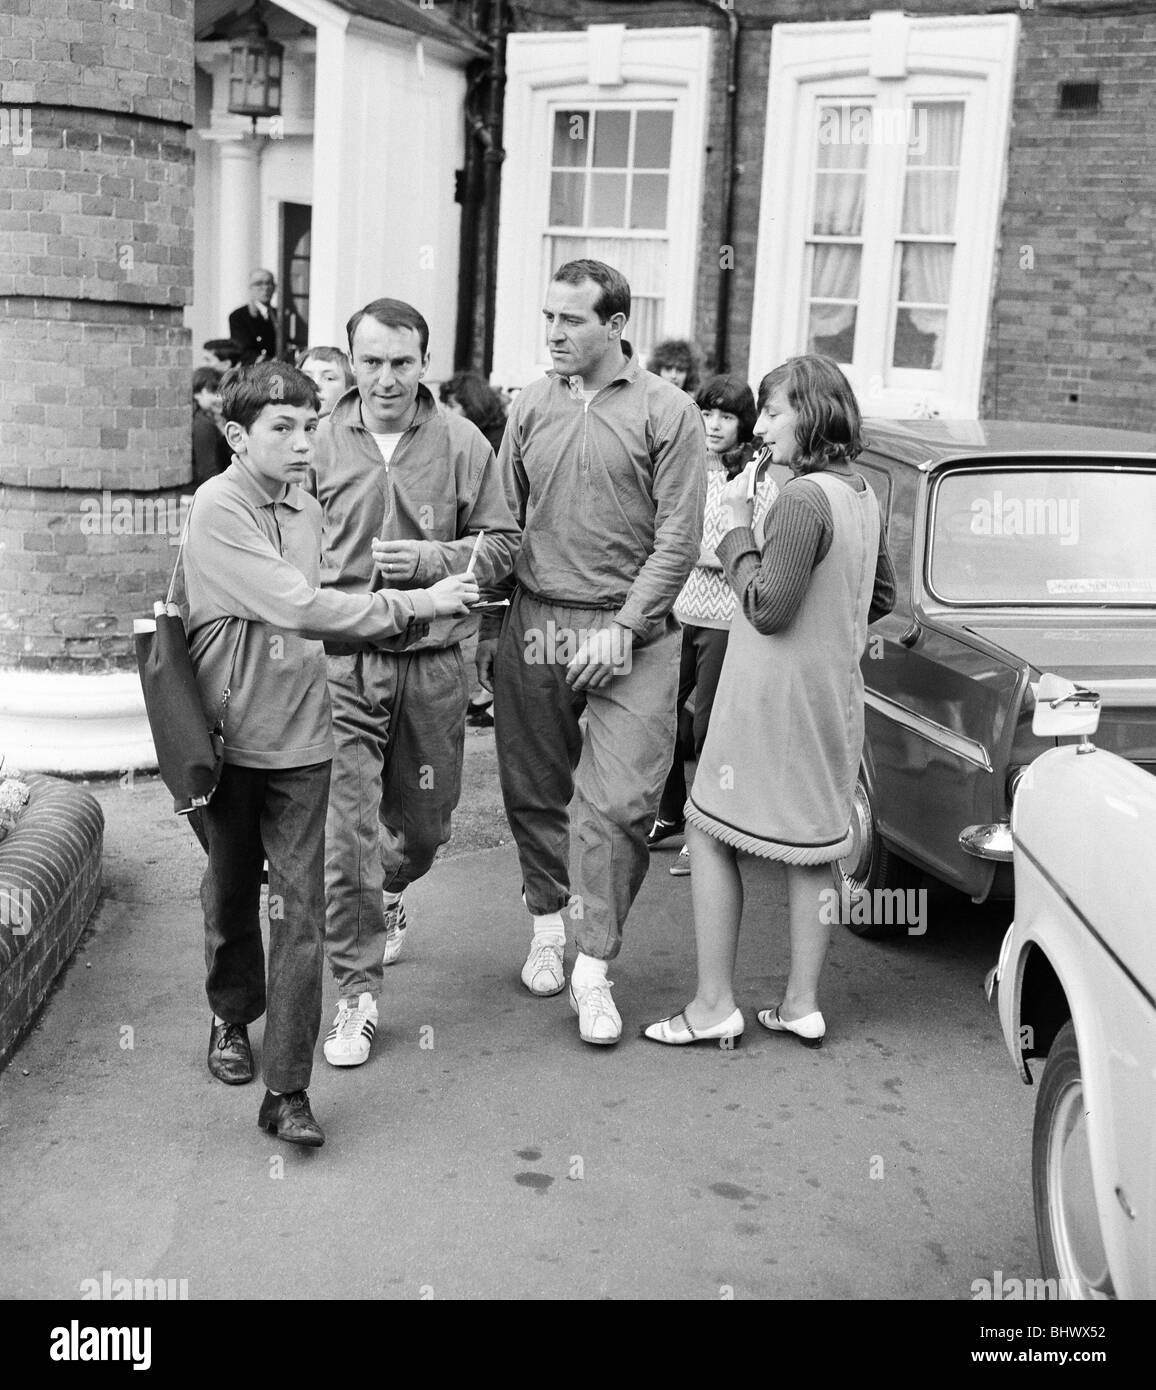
928, 465, 1156, 605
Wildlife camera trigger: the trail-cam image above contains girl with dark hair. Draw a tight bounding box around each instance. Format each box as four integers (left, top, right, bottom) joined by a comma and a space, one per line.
647, 374, 779, 875
644, 355, 896, 1050
439, 371, 508, 456
647, 338, 703, 394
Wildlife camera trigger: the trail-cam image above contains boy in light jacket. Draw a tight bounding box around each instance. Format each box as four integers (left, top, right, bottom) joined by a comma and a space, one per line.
183, 362, 478, 1146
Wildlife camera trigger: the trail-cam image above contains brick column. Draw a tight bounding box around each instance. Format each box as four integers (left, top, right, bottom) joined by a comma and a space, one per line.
0, 0, 194, 772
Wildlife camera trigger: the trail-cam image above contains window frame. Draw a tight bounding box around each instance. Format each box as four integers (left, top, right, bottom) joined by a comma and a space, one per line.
749, 13, 1019, 420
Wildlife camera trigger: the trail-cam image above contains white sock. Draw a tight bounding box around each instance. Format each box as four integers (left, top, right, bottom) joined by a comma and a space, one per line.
212, 1013, 226, 1026
531, 911, 565, 945
383, 890, 403, 906
571, 951, 608, 987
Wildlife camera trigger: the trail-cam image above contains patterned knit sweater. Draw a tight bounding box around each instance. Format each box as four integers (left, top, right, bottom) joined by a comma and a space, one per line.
673, 446, 779, 630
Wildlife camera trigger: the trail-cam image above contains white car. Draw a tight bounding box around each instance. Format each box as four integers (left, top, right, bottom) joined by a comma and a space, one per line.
981, 674, 1156, 1299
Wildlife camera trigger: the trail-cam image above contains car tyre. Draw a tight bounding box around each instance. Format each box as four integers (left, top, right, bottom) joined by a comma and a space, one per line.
1032, 1019, 1116, 1300
831, 776, 920, 939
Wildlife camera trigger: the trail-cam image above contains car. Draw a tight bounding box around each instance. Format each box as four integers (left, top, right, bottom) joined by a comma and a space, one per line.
833, 418, 1156, 935
984, 674, 1156, 1299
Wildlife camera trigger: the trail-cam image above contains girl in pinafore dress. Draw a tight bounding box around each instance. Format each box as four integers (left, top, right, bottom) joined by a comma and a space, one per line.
644, 356, 895, 1050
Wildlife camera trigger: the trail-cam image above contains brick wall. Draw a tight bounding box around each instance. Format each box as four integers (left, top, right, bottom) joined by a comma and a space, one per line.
0, 0, 194, 671
981, 10, 1156, 426
0, 776, 104, 1071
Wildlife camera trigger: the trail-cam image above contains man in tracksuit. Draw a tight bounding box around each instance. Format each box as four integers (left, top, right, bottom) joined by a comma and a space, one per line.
477, 260, 706, 1045
309, 298, 520, 1066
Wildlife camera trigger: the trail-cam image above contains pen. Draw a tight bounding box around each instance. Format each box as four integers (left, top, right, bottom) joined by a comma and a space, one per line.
465, 530, 484, 575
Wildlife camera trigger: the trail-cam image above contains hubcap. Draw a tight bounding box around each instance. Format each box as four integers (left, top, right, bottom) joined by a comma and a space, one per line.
836, 781, 875, 890
1047, 1077, 1113, 1298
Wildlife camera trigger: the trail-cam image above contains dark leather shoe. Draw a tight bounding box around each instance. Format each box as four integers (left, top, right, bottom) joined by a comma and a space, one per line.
207, 1019, 254, 1085
258, 1090, 325, 1147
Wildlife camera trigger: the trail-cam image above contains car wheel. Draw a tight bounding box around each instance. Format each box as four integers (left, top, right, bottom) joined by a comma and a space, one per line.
1032, 1019, 1116, 1299
831, 776, 919, 939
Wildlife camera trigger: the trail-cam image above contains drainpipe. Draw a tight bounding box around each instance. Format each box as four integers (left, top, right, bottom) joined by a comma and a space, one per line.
454, 64, 488, 369
481, 0, 506, 378
711, 1, 740, 373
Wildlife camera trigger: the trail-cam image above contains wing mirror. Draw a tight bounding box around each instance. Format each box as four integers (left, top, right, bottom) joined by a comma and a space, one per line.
1031, 673, 1101, 741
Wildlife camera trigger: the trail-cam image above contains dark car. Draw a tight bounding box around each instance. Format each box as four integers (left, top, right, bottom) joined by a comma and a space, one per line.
835, 419, 1156, 934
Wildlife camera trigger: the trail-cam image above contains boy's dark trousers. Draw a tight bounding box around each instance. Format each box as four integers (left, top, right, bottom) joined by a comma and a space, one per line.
191, 760, 331, 1094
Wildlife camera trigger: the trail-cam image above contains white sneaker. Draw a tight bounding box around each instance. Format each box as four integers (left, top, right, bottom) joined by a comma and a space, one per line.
323, 992, 378, 1067
382, 895, 408, 966
669, 844, 691, 876
568, 977, 622, 1046
521, 938, 565, 997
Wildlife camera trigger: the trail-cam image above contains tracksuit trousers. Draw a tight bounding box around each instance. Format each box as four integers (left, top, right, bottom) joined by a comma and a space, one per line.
493, 589, 680, 961
322, 645, 469, 1002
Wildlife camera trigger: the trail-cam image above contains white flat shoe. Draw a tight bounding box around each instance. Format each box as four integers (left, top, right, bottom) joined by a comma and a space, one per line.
756, 1005, 825, 1048
642, 1006, 744, 1047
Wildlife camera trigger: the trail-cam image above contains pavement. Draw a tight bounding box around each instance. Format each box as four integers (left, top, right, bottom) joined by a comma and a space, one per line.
0, 741, 1038, 1301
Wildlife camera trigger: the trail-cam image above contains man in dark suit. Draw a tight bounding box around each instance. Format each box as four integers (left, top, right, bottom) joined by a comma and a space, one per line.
228, 269, 279, 366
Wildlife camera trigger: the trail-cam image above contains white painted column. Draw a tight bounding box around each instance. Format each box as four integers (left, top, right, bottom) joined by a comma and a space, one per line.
214, 137, 263, 325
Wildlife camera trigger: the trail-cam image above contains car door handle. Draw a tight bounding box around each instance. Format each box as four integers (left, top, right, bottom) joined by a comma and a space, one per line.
898, 620, 922, 648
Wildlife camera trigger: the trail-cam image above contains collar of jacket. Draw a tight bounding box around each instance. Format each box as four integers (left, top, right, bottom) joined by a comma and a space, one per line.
548, 347, 641, 395
327, 381, 438, 434
227, 455, 305, 510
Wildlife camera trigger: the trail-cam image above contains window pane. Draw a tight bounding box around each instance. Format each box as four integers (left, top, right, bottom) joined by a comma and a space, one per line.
589, 172, 626, 227
549, 171, 585, 227
553, 110, 589, 168
892, 309, 945, 369
930, 468, 1156, 605
901, 103, 962, 233
592, 110, 630, 168
634, 110, 673, 169
907, 102, 964, 167
897, 243, 952, 304
807, 244, 860, 363
901, 171, 958, 236
808, 304, 857, 363
816, 104, 872, 170
630, 173, 668, 230
812, 170, 865, 236
810, 243, 861, 300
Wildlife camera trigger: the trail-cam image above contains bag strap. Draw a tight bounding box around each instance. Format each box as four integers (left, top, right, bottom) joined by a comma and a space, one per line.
166, 493, 196, 608
167, 492, 245, 732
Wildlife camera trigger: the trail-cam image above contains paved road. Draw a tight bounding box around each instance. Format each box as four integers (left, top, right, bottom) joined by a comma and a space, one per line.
0, 762, 1037, 1300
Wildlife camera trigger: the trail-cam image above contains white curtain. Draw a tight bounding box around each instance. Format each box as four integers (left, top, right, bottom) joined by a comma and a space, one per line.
895, 104, 963, 366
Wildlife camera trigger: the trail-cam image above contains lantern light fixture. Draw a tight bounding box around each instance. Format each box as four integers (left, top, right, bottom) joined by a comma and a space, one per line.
227, 2, 284, 133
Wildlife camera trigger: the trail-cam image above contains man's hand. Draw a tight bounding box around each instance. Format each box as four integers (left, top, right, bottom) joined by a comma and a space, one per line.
372, 539, 421, 582
476, 637, 498, 693
427, 574, 479, 616
565, 624, 633, 692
